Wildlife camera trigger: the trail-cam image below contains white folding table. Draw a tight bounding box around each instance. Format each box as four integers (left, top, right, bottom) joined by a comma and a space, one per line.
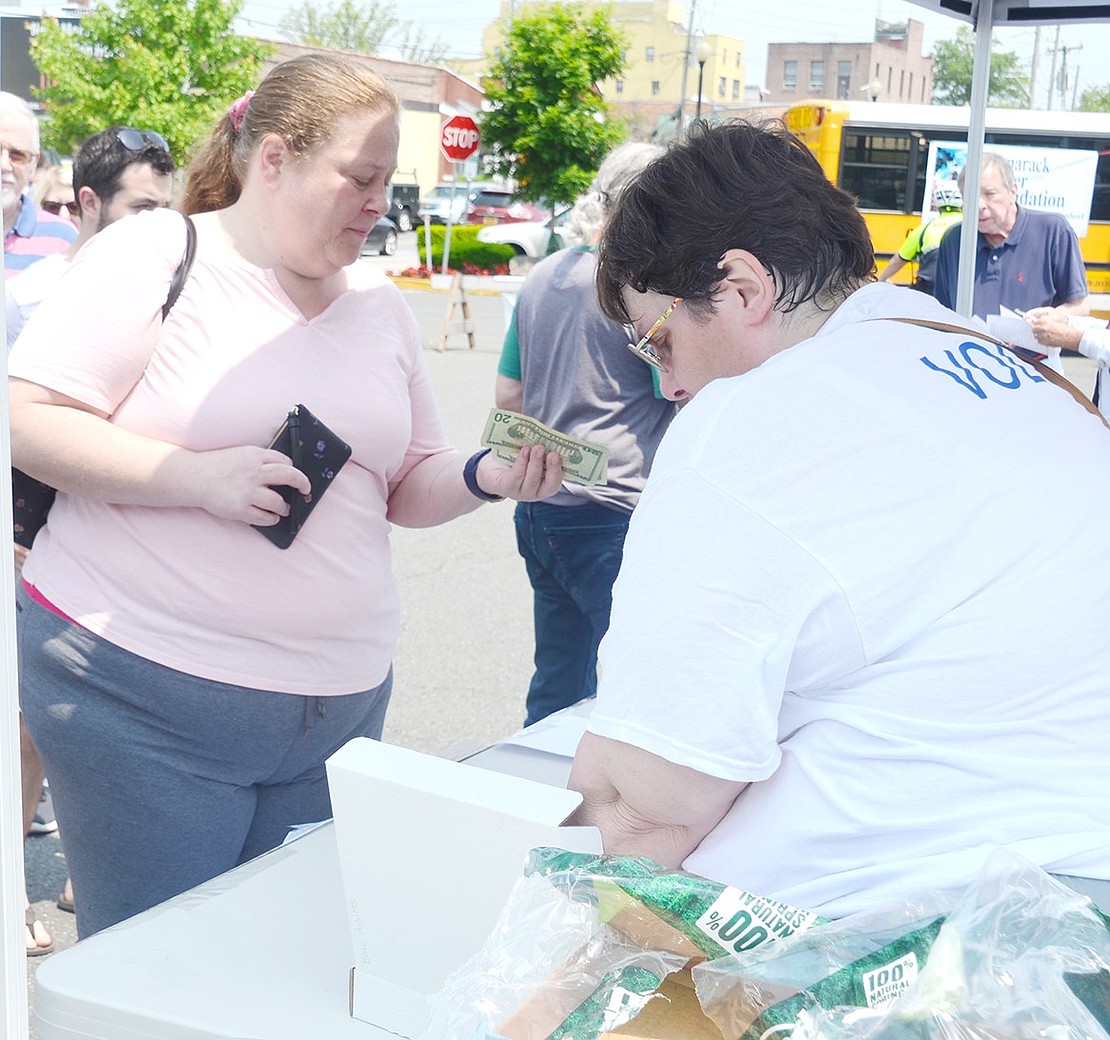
31, 728, 583, 1040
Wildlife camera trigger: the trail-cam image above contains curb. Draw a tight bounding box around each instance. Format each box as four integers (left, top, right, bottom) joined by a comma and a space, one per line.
387, 274, 526, 297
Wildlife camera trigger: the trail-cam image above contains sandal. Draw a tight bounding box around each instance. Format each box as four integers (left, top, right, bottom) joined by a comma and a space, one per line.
25, 906, 54, 957
56, 889, 75, 915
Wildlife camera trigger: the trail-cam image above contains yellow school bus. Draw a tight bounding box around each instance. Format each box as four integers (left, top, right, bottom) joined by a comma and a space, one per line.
783, 99, 1110, 297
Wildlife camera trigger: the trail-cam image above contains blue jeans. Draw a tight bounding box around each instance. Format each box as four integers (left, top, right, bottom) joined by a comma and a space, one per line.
514, 500, 630, 726
17, 587, 392, 938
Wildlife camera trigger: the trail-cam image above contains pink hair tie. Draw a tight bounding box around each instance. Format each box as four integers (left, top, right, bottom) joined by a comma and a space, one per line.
227, 91, 255, 134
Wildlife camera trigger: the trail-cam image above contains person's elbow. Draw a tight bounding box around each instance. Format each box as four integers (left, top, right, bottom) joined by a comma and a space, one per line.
575, 796, 716, 869
1060, 295, 1090, 317
567, 731, 747, 868
494, 375, 523, 413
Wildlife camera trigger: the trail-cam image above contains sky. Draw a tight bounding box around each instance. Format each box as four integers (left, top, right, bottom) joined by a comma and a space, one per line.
237, 0, 1110, 107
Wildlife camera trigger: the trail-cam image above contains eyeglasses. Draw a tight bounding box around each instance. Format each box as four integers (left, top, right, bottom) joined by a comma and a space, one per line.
0, 142, 37, 168
115, 128, 170, 154
41, 199, 80, 218
626, 297, 683, 372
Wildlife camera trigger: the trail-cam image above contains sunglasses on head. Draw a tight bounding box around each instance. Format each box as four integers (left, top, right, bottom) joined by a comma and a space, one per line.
115, 128, 170, 153
41, 199, 80, 218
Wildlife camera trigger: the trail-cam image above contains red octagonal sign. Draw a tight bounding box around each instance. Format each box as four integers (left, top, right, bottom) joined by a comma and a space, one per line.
440, 115, 481, 163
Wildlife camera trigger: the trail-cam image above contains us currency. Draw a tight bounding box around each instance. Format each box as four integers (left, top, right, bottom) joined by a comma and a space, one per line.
480, 408, 609, 486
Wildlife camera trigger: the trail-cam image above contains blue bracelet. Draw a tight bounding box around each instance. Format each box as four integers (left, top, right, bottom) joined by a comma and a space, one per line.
463, 448, 504, 502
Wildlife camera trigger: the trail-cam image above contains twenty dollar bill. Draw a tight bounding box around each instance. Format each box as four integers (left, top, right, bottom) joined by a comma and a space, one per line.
480, 408, 609, 486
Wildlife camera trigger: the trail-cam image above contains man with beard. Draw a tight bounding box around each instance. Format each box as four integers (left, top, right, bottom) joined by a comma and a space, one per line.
7, 125, 176, 344
1, 93, 76, 276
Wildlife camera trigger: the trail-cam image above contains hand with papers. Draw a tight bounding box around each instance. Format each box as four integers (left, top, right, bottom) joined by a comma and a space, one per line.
1024, 306, 1104, 352
987, 306, 1064, 372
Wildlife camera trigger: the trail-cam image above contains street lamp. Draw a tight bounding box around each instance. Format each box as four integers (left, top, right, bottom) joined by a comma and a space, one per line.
694, 36, 713, 121
862, 78, 881, 102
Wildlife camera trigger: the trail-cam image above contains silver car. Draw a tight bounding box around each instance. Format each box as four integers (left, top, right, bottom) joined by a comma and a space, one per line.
475, 209, 570, 260
418, 182, 496, 225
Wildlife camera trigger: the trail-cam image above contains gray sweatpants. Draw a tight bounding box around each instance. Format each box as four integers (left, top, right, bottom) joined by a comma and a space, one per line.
17, 586, 392, 939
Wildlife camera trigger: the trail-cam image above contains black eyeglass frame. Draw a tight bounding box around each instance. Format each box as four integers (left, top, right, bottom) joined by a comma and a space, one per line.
41, 199, 81, 218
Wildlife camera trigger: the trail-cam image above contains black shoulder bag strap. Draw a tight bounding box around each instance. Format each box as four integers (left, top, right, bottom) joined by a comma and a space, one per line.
162, 214, 197, 320
12, 213, 200, 550
884, 315, 1110, 432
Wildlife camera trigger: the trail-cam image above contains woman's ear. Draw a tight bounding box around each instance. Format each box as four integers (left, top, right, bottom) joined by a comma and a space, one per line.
717, 248, 775, 326
256, 134, 287, 188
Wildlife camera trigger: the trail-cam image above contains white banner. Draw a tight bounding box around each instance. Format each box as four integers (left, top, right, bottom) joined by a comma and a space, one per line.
923, 140, 1098, 237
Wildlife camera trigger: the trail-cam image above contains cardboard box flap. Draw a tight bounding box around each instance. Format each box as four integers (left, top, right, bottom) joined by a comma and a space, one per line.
327, 737, 602, 1038
329, 737, 583, 821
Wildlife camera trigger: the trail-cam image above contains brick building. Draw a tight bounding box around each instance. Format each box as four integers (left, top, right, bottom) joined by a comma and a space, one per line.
763, 19, 933, 107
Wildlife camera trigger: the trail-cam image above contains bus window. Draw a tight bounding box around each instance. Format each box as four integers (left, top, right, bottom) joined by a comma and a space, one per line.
1089, 151, 1110, 222
841, 132, 913, 211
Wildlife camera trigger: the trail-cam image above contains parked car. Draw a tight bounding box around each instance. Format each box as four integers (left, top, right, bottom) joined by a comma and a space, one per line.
418, 181, 496, 225
360, 216, 399, 256
475, 209, 570, 259
386, 183, 420, 232
465, 189, 547, 226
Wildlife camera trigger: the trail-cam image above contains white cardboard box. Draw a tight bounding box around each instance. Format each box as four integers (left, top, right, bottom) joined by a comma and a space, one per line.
326, 738, 602, 1037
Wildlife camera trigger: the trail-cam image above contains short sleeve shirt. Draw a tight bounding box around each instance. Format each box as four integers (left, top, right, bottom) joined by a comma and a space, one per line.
3, 196, 76, 275
11, 208, 451, 695
933, 206, 1087, 316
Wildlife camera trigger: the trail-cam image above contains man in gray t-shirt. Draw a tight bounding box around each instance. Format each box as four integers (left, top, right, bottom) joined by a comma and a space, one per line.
494, 144, 673, 726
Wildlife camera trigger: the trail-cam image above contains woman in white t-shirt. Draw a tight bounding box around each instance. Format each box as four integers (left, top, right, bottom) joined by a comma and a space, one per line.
8, 53, 561, 939
1026, 305, 1110, 417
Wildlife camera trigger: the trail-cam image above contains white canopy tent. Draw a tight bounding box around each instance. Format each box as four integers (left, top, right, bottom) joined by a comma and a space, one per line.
4, 4, 1110, 1038
905, 0, 1110, 316
2, 302, 27, 1038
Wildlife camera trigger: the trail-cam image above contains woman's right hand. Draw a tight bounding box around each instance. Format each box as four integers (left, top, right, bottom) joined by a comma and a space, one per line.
1028, 312, 1083, 351
190, 446, 312, 527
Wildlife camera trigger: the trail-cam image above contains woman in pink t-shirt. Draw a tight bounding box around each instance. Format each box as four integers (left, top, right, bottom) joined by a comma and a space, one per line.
9, 53, 561, 939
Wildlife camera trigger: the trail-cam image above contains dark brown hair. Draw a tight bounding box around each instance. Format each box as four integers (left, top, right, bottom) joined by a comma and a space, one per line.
596, 119, 875, 323
183, 53, 399, 215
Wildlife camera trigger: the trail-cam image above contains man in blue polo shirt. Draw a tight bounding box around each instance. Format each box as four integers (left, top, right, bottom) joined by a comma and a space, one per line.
934, 152, 1088, 321
1, 92, 76, 276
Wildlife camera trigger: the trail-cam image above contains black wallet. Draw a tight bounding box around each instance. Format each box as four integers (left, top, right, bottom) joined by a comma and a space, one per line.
253, 404, 352, 549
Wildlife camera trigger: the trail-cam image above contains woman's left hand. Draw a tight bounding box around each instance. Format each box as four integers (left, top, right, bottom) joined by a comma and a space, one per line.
477, 444, 564, 502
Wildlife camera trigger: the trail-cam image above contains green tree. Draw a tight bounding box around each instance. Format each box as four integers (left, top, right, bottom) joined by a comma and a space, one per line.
482, 4, 626, 207
279, 0, 446, 63
30, 0, 272, 163
394, 24, 447, 65
1079, 84, 1110, 112
279, 0, 395, 51
930, 26, 1029, 107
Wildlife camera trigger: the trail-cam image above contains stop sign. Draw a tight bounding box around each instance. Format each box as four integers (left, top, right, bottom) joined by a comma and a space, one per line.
440, 115, 481, 163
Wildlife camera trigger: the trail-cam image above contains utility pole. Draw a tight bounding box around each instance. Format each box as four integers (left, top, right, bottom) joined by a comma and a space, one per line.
1028, 25, 1040, 108
1046, 24, 1060, 110
1054, 41, 1082, 110
675, 0, 698, 138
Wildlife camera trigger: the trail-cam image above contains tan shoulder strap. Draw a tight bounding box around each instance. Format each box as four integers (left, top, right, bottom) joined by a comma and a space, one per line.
883, 316, 1109, 431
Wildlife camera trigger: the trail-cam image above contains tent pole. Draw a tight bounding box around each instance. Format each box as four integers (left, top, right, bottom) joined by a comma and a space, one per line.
955, 0, 995, 318
0, 266, 30, 1033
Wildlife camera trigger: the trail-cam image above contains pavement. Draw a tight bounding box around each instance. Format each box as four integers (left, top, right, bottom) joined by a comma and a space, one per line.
20, 228, 1102, 1031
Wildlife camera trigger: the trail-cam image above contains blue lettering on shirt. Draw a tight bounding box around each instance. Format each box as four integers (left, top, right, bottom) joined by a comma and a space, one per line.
919, 340, 1046, 399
